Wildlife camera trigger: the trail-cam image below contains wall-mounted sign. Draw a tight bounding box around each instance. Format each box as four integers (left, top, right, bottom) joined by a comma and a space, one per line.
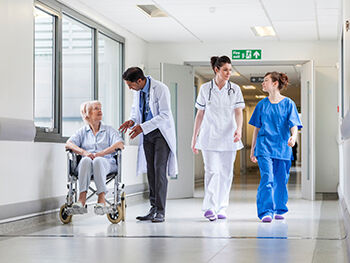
232, 49, 262, 60
250, 76, 264, 83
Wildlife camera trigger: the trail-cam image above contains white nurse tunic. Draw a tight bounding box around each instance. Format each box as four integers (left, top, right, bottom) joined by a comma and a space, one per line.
195, 79, 245, 214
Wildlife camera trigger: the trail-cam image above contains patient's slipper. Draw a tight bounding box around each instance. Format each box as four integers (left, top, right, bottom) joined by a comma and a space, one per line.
72, 201, 83, 209
94, 203, 108, 215
72, 201, 87, 214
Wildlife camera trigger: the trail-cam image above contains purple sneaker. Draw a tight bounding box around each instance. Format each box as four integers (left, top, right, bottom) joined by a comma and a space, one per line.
204, 210, 217, 221
217, 214, 227, 220
274, 214, 285, 220
261, 215, 272, 223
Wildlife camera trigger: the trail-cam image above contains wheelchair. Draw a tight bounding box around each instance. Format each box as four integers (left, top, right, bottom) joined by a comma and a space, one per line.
59, 149, 126, 224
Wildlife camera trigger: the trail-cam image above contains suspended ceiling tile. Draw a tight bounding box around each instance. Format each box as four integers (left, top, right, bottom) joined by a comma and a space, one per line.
274, 21, 318, 40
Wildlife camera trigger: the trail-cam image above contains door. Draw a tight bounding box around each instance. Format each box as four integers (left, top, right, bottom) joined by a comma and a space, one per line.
301, 60, 315, 200
161, 63, 194, 199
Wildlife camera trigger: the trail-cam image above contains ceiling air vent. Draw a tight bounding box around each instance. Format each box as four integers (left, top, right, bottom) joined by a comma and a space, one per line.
137, 5, 168, 18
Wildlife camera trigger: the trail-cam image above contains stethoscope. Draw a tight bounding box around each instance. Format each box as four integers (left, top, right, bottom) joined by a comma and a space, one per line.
208, 79, 235, 104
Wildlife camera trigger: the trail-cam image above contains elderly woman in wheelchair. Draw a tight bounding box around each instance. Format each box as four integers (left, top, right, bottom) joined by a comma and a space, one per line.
61, 100, 125, 223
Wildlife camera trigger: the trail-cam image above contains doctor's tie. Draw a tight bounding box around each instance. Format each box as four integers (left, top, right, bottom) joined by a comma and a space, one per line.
141, 91, 146, 123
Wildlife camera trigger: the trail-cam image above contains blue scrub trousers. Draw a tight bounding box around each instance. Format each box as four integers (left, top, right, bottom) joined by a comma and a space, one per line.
257, 157, 291, 219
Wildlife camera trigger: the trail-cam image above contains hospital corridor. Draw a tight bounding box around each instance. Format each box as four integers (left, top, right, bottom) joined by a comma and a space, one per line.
1, 0, 350, 262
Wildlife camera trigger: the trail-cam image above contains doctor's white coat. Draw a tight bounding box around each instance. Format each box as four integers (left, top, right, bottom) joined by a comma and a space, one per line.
130, 76, 178, 178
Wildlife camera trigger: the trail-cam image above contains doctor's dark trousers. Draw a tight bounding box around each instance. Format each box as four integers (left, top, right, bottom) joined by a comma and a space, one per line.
257, 156, 291, 219
143, 129, 170, 215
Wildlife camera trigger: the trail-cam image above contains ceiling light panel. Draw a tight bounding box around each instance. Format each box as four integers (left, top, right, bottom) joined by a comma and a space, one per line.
136, 5, 168, 17
251, 26, 276, 37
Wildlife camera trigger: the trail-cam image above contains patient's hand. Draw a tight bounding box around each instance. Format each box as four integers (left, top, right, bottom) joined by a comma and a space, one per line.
94, 152, 105, 158
82, 150, 95, 160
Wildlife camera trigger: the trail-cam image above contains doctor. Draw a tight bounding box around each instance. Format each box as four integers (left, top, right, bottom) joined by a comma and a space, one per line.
119, 67, 178, 223
191, 56, 245, 221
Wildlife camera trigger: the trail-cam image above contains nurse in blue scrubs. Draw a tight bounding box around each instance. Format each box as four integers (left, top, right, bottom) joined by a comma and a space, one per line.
249, 72, 302, 223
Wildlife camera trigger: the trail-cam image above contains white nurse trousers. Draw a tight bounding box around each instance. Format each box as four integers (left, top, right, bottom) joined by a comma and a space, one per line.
201, 150, 237, 214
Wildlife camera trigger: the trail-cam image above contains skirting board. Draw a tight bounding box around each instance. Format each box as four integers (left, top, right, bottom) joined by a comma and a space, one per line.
0, 183, 148, 222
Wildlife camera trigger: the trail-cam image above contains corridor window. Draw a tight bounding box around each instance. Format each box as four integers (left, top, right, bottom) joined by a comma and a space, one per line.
98, 33, 123, 129
33, 1, 125, 142
34, 7, 55, 130
62, 15, 93, 137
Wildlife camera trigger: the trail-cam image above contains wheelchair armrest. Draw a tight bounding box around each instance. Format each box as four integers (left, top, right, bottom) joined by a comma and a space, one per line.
113, 148, 122, 161
66, 149, 82, 174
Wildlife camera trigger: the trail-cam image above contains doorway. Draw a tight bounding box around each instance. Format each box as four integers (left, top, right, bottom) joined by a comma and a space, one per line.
187, 60, 314, 201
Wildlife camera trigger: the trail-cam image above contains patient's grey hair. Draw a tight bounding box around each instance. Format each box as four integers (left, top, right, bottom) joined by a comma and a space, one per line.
80, 100, 101, 124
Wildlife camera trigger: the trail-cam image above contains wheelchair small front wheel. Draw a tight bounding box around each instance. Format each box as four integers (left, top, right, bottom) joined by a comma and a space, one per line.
107, 204, 122, 224
59, 204, 72, 224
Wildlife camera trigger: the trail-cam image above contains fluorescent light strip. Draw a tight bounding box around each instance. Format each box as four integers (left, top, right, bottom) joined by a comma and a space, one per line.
242, 85, 256, 90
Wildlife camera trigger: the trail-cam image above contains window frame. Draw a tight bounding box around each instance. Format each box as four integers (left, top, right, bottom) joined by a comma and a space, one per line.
34, 0, 125, 143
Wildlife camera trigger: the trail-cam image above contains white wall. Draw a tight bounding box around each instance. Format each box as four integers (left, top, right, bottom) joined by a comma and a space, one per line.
0, 0, 148, 214
147, 40, 339, 193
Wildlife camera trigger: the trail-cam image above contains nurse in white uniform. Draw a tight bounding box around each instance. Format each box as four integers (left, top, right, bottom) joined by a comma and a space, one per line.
191, 56, 245, 221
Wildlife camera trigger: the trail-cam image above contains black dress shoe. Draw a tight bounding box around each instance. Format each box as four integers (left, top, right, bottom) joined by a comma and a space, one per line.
136, 208, 156, 221
151, 213, 165, 223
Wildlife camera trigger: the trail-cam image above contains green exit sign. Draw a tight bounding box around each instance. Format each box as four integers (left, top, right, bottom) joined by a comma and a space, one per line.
232, 49, 262, 60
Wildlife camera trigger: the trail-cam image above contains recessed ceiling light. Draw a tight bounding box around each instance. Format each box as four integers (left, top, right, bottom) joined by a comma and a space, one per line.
255, 95, 266, 99
137, 5, 168, 18
251, 26, 276, 37
242, 85, 256, 90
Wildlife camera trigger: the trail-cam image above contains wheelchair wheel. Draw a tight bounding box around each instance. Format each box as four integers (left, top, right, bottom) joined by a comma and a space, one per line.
121, 192, 126, 222
107, 204, 122, 224
59, 204, 72, 224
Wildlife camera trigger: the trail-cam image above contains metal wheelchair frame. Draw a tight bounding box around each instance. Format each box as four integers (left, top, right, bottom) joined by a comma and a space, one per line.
59, 149, 126, 224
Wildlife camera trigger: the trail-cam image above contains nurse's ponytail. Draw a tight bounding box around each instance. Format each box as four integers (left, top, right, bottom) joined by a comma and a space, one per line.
265, 71, 289, 90
210, 56, 231, 74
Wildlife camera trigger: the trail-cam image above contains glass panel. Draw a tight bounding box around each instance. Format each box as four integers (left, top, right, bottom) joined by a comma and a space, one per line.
34, 8, 54, 129
62, 15, 93, 137
98, 33, 122, 129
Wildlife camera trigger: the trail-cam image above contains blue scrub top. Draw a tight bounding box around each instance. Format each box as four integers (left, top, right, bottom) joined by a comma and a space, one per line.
249, 97, 302, 160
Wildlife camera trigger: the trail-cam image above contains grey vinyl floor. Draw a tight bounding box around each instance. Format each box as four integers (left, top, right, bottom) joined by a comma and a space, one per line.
0, 167, 348, 263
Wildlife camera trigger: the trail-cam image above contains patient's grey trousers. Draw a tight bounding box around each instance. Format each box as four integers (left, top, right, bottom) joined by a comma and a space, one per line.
78, 157, 116, 194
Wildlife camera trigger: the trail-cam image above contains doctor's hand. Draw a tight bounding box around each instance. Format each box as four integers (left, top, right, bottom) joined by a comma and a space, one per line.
288, 136, 296, 147
119, 120, 135, 133
191, 136, 199, 154
129, 124, 143, 139
233, 130, 242, 143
